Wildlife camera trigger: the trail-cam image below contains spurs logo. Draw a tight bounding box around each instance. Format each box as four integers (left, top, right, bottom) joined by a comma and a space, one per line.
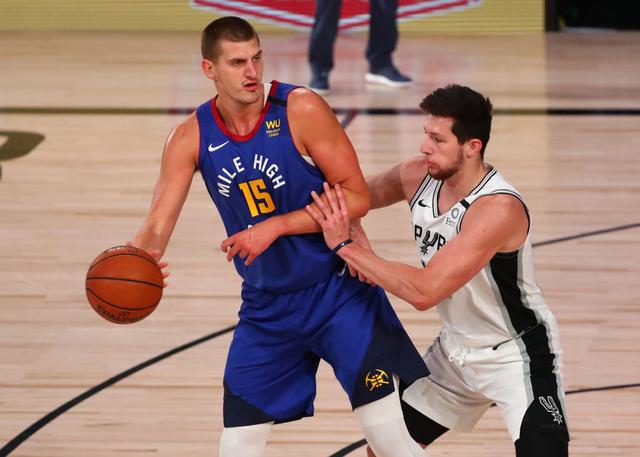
539, 396, 563, 424
419, 230, 446, 256
365, 369, 390, 391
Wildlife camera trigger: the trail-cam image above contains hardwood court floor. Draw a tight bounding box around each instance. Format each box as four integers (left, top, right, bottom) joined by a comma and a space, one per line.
1, 30, 639, 456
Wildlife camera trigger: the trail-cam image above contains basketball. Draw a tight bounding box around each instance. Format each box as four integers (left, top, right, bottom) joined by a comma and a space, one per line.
85, 245, 163, 324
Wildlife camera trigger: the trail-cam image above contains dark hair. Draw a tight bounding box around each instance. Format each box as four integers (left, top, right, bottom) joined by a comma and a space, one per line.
201, 16, 259, 61
419, 84, 493, 157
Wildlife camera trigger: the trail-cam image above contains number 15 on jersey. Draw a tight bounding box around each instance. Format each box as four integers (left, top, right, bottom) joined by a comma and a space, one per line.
239, 178, 276, 217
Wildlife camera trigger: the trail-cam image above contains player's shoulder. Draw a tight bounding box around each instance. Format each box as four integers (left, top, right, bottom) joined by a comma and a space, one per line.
168, 112, 199, 145
399, 155, 430, 196
467, 192, 527, 225
163, 112, 200, 165
399, 155, 429, 176
287, 87, 332, 117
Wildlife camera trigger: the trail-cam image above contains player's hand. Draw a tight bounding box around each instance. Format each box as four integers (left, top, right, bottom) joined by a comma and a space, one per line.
220, 219, 280, 266
306, 182, 351, 251
126, 241, 170, 287
348, 220, 375, 285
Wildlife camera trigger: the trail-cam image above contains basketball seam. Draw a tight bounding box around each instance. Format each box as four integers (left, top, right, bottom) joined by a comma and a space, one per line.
86, 288, 160, 310
86, 276, 163, 288
89, 252, 159, 271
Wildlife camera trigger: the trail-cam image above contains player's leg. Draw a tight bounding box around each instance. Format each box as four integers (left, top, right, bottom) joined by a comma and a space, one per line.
400, 385, 450, 444
514, 383, 569, 457
487, 323, 569, 456
401, 335, 492, 435
220, 287, 322, 455
311, 278, 430, 456
219, 422, 273, 457
354, 378, 426, 457
364, 378, 450, 456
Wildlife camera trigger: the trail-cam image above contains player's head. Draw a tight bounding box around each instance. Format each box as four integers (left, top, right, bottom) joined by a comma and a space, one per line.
418, 84, 492, 180
200, 17, 263, 104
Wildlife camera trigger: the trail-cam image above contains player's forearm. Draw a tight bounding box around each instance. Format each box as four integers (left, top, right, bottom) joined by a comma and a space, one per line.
273, 188, 369, 236
337, 243, 438, 311
131, 217, 174, 257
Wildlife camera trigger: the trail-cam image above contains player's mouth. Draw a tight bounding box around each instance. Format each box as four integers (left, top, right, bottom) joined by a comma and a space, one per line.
244, 81, 259, 91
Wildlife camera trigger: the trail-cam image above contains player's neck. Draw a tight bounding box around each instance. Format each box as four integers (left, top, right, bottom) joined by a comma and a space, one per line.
215, 85, 265, 136
442, 161, 491, 201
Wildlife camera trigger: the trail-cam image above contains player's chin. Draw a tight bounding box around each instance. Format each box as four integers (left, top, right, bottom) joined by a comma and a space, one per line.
240, 89, 260, 104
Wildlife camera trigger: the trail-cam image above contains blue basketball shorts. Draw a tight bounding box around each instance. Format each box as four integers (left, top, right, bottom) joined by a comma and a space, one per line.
222, 271, 429, 427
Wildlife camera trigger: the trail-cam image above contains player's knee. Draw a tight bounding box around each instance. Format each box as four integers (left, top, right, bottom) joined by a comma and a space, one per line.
219, 422, 273, 457
515, 398, 569, 457
355, 392, 424, 457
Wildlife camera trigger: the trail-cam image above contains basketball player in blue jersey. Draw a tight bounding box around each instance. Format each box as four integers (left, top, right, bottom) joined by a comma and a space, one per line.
307, 85, 570, 456
129, 16, 429, 457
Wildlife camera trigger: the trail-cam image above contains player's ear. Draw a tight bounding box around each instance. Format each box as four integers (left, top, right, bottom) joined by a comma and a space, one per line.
201, 59, 217, 82
466, 139, 483, 158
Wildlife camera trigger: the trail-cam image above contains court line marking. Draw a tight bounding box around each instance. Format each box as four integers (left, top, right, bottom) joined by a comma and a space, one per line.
1, 222, 638, 455
1, 107, 640, 116
0, 325, 236, 456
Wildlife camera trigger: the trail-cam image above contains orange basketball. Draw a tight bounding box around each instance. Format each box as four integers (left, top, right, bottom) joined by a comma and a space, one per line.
85, 245, 163, 324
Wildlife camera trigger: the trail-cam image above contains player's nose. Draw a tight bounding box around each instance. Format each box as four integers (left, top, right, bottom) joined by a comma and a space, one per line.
245, 61, 257, 78
420, 136, 433, 155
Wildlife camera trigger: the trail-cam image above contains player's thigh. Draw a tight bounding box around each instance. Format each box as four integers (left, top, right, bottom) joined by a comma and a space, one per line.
513, 375, 569, 457
312, 283, 427, 408
223, 319, 321, 426
515, 396, 569, 456
399, 389, 449, 445
403, 339, 491, 433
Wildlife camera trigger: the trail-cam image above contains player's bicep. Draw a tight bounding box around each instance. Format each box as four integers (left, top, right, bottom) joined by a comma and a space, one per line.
289, 90, 366, 191
148, 121, 198, 222
420, 199, 516, 302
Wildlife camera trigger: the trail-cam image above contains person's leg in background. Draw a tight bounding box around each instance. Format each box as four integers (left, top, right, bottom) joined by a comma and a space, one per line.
365, 0, 412, 87
309, 0, 342, 93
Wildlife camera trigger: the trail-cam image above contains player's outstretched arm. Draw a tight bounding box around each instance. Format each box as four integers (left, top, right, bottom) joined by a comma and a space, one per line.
131, 114, 199, 261
307, 185, 528, 310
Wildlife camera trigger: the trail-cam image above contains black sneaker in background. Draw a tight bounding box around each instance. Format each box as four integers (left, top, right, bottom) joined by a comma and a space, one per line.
365, 66, 412, 88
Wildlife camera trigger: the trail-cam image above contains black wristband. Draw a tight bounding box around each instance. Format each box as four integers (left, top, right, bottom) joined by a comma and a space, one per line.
332, 239, 353, 254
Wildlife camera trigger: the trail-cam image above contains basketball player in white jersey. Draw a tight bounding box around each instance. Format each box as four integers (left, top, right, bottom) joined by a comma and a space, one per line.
306, 84, 570, 456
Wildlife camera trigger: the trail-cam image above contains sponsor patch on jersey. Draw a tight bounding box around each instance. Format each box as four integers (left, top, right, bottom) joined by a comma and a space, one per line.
365, 369, 390, 391
265, 119, 281, 138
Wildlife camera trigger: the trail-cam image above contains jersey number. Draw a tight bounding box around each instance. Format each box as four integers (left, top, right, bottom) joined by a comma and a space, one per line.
239, 178, 276, 217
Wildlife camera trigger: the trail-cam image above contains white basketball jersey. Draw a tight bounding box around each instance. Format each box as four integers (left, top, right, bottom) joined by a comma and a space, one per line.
409, 166, 555, 347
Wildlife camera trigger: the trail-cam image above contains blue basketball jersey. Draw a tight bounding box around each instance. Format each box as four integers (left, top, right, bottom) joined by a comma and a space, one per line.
196, 81, 341, 293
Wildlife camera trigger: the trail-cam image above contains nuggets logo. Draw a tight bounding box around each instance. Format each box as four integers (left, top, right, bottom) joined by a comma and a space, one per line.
265, 119, 281, 138
365, 369, 390, 391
